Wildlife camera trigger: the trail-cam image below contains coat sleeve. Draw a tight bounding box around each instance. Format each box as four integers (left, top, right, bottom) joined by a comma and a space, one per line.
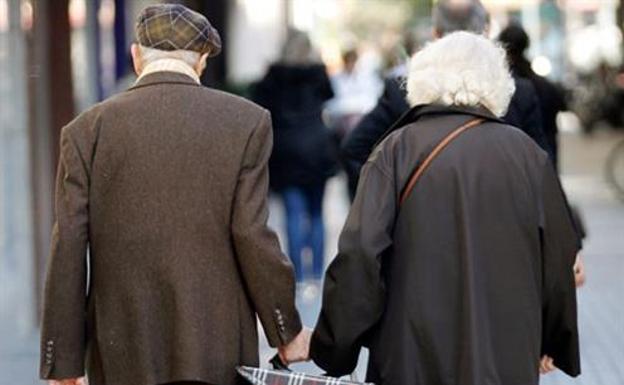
40, 125, 91, 380
231, 110, 302, 347
539, 160, 581, 376
310, 160, 395, 376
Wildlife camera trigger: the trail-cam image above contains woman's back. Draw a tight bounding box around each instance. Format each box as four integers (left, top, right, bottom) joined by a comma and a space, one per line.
311, 105, 579, 385
371, 106, 548, 385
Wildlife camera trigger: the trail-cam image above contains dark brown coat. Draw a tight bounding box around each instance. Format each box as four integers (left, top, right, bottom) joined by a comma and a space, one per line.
40, 72, 302, 385
311, 105, 580, 385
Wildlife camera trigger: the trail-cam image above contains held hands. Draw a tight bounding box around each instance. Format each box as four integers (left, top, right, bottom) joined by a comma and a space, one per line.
278, 327, 312, 365
48, 377, 87, 385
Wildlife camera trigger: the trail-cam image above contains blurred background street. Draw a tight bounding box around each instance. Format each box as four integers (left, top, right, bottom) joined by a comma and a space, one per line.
1, 0, 624, 384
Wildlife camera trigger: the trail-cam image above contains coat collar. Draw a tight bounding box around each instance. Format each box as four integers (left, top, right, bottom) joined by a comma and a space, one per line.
137, 59, 201, 84
128, 71, 201, 92
376, 103, 504, 146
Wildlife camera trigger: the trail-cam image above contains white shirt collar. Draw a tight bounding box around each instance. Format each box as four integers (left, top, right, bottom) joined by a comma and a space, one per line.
136, 58, 201, 84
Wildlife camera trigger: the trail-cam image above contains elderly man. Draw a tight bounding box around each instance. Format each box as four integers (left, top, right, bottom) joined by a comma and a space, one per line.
341, 0, 549, 198
40, 5, 308, 385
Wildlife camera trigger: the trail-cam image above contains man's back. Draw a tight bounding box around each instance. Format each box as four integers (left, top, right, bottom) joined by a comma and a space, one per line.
90, 73, 259, 252
41, 72, 302, 385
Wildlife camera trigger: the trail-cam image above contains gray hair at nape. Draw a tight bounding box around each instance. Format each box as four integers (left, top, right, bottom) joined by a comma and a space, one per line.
433, 0, 489, 36
406, 32, 515, 117
138, 45, 201, 67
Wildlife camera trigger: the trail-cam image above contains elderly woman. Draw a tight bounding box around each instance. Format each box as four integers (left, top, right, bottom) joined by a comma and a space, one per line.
309, 32, 580, 385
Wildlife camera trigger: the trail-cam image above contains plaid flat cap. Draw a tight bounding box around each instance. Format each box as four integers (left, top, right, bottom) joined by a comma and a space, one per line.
135, 4, 221, 57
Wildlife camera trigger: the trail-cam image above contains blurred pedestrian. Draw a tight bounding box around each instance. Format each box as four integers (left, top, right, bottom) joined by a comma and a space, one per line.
310, 32, 580, 385
326, 48, 383, 141
498, 24, 590, 287
326, 47, 383, 199
498, 23, 567, 169
39, 5, 309, 385
341, 0, 549, 194
252, 30, 336, 285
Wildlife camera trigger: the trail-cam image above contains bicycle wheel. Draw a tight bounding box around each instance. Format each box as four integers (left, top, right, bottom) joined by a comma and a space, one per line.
606, 139, 624, 201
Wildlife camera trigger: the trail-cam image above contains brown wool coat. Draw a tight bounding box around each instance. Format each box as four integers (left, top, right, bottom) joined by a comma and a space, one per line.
40, 72, 302, 385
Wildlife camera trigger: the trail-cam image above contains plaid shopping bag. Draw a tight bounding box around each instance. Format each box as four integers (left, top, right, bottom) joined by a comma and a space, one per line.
237, 366, 374, 385
237, 355, 374, 385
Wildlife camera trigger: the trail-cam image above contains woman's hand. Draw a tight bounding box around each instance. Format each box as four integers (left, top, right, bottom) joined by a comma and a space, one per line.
539, 355, 557, 374
574, 253, 586, 287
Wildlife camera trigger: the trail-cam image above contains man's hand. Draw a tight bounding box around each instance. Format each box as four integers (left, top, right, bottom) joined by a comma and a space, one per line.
574, 254, 586, 287
539, 355, 556, 374
48, 377, 87, 385
278, 327, 312, 364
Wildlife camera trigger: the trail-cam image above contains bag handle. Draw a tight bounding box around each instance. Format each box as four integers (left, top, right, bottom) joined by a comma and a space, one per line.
270, 354, 362, 381
399, 118, 485, 206
270, 354, 291, 371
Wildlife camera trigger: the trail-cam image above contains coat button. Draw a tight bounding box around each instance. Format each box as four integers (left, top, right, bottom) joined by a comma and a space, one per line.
47, 340, 54, 346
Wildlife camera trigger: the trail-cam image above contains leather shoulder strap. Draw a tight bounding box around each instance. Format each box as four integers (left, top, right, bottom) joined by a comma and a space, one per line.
399, 118, 485, 206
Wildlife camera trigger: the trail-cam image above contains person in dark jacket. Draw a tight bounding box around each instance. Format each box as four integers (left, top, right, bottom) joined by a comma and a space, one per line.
341, 0, 549, 196
498, 23, 567, 170
252, 30, 335, 283
311, 31, 580, 385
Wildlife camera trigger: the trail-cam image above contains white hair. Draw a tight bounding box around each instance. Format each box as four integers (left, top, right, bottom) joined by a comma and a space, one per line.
406, 31, 515, 117
138, 45, 201, 67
